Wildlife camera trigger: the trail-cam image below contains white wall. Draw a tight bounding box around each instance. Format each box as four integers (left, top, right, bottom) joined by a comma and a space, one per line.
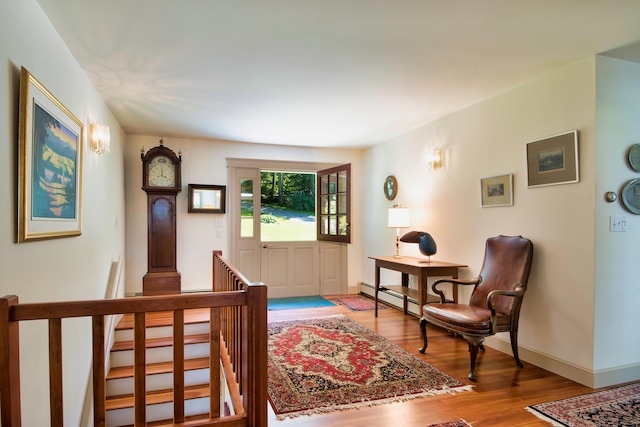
124, 135, 363, 295
0, 1, 125, 425
361, 57, 613, 386
594, 56, 640, 381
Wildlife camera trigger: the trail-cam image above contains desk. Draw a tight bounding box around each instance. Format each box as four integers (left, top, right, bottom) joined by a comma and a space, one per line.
369, 256, 467, 317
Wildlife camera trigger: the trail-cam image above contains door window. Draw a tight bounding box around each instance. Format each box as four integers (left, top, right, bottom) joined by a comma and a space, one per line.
317, 164, 351, 243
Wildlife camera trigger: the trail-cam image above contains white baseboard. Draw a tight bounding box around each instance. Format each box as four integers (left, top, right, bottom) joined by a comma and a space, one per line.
358, 281, 420, 316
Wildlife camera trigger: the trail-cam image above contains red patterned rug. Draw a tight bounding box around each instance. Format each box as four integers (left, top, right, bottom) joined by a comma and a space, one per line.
427, 420, 472, 427
526, 382, 640, 426
327, 295, 389, 312
267, 315, 471, 419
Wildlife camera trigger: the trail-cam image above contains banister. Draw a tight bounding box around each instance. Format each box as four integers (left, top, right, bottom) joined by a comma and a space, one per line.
0, 251, 267, 427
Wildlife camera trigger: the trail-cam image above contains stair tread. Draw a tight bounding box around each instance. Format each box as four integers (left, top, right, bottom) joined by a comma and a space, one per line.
111, 333, 210, 352
122, 413, 218, 427
105, 383, 211, 410
116, 308, 211, 330
107, 357, 211, 380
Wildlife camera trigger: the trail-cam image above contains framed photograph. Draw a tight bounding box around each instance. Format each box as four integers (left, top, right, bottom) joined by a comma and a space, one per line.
481, 174, 513, 207
188, 184, 226, 213
526, 130, 579, 188
17, 67, 83, 242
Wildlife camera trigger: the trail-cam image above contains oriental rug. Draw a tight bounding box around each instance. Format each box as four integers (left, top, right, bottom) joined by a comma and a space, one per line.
526, 382, 640, 426
267, 315, 471, 419
427, 420, 472, 427
327, 295, 390, 312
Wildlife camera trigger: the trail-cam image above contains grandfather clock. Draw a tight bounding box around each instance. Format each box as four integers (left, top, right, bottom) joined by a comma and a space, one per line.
141, 138, 182, 296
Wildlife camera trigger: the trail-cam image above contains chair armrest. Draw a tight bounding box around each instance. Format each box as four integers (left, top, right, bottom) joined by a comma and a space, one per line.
431, 277, 480, 302
487, 285, 525, 333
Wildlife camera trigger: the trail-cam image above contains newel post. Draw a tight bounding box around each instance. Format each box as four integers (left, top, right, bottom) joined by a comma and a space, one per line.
244, 283, 267, 426
0, 295, 22, 426
212, 250, 223, 292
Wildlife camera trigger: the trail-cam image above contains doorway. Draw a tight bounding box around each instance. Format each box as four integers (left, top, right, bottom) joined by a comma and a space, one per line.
227, 159, 348, 298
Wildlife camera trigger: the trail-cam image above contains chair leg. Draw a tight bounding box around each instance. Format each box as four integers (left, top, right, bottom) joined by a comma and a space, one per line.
464, 335, 485, 381
419, 318, 428, 354
510, 329, 523, 368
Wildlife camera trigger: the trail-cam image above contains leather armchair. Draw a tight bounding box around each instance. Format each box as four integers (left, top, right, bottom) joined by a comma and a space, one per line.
419, 235, 533, 381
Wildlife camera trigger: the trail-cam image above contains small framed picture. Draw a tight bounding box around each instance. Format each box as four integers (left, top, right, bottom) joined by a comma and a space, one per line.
481, 174, 513, 207
188, 184, 226, 213
526, 130, 579, 188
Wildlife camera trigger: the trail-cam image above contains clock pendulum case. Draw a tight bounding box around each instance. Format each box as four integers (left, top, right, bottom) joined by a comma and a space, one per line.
140, 138, 182, 296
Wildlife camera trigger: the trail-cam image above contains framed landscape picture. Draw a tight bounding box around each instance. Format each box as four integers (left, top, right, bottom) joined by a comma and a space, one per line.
526, 130, 579, 188
481, 174, 513, 207
17, 67, 83, 242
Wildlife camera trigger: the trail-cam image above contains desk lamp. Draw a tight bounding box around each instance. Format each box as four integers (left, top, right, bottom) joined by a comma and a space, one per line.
388, 204, 410, 258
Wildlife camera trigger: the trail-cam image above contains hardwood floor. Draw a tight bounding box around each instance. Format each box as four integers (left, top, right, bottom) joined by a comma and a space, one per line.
267, 298, 594, 427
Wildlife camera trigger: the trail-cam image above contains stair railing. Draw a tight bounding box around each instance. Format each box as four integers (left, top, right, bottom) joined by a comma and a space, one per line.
0, 251, 267, 427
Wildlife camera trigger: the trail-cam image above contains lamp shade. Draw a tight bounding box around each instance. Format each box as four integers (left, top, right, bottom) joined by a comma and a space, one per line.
388, 206, 410, 228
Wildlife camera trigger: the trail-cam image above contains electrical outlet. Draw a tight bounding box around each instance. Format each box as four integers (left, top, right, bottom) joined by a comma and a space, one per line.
610, 215, 627, 232
215, 219, 223, 227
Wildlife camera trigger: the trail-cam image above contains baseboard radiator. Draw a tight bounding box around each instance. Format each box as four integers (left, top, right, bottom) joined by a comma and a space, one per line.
0, 250, 267, 427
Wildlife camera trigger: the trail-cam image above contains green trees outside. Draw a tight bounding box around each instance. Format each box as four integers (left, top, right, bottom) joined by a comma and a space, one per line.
260, 171, 315, 213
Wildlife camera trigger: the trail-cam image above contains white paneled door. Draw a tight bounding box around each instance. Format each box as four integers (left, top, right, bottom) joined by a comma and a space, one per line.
260, 241, 319, 298
228, 160, 346, 298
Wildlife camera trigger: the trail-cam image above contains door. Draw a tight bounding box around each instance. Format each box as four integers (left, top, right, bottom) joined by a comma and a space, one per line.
228, 160, 349, 297
260, 241, 319, 298
229, 167, 260, 282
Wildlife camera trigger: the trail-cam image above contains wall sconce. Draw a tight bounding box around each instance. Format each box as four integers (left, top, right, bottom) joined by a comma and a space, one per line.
89, 123, 110, 154
388, 204, 410, 258
428, 148, 443, 171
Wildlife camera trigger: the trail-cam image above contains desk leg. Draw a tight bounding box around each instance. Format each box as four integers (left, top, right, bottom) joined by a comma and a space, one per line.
401, 273, 409, 315
418, 270, 426, 312
374, 265, 380, 317
452, 271, 459, 304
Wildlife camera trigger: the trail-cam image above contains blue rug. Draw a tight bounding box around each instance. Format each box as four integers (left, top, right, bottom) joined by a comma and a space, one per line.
268, 296, 335, 310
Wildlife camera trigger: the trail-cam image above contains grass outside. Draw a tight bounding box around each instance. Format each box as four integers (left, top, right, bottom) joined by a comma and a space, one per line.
241, 213, 316, 241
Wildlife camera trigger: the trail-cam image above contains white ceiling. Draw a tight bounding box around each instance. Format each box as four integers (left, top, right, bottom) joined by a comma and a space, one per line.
37, 0, 640, 148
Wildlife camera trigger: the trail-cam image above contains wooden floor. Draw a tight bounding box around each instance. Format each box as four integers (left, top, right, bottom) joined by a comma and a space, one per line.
266, 298, 596, 427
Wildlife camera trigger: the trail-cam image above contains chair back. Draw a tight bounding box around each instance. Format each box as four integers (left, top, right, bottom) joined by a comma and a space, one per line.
468, 235, 533, 315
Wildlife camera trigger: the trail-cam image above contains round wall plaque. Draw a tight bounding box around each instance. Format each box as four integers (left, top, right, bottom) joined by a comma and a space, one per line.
384, 175, 397, 200
621, 178, 640, 214
628, 143, 640, 172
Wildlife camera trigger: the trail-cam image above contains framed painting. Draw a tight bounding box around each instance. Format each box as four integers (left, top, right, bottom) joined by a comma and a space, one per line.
526, 130, 579, 188
17, 67, 83, 242
481, 174, 513, 207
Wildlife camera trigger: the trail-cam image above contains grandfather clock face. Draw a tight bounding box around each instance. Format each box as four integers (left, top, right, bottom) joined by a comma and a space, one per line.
148, 155, 176, 187
141, 143, 182, 296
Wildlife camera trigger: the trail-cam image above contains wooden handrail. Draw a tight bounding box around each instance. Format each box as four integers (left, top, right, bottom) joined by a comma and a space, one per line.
0, 251, 267, 427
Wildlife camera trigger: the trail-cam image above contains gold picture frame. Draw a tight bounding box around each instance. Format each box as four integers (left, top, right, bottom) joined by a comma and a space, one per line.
17, 67, 83, 242
481, 174, 513, 207
526, 130, 579, 188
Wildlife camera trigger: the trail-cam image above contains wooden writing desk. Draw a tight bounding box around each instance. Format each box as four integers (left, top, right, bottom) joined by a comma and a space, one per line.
369, 256, 467, 317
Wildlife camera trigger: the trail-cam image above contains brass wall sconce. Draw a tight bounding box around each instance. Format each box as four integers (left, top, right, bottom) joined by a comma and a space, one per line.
428, 148, 443, 171
89, 123, 110, 154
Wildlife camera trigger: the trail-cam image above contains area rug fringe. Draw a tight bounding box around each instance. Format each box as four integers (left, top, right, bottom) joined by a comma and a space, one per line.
276, 385, 474, 420
524, 407, 568, 427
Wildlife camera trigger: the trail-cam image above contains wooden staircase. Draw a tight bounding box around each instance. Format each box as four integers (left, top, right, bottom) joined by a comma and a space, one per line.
105, 309, 218, 427
1, 252, 267, 427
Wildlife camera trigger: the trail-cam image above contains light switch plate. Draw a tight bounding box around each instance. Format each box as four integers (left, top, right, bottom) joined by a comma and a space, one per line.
610, 215, 627, 232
